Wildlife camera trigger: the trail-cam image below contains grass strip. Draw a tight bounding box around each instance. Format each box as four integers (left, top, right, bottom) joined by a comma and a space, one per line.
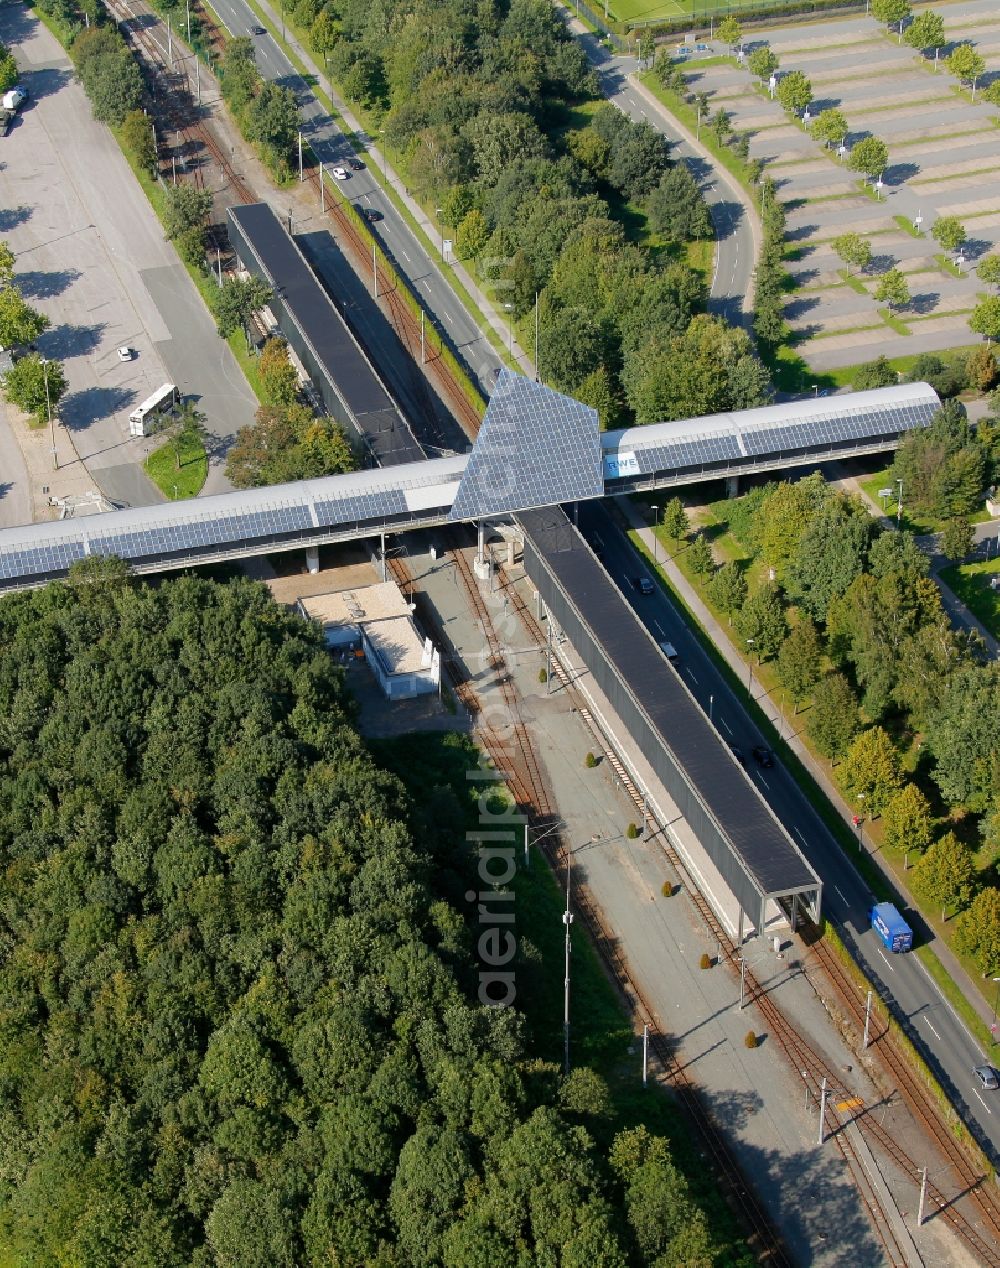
940, 557, 1000, 640
144, 431, 208, 499
879, 307, 911, 336
893, 214, 924, 238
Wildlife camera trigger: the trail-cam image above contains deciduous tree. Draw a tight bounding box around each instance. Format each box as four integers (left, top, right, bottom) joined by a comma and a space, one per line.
718, 16, 742, 49
734, 581, 788, 660
848, 136, 889, 181
647, 165, 712, 242
970, 297, 1000, 344
872, 0, 911, 36
0, 352, 66, 425
882, 782, 934, 857
811, 107, 849, 149
707, 561, 747, 623
977, 255, 1000, 291
948, 42, 986, 91
874, 267, 910, 311
776, 617, 822, 710
954, 888, 1000, 976
0, 286, 49, 347
832, 232, 872, 276
931, 215, 966, 254
806, 672, 859, 760
661, 496, 689, 548
121, 109, 158, 178
213, 275, 273, 342
776, 70, 811, 115
747, 48, 779, 82
840, 726, 903, 815
911, 830, 976, 919
940, 516, 974, 561
687, 533, 715, 578
163, 184, 214, 241
258, 337, 300, 406
904, 10, 945, 58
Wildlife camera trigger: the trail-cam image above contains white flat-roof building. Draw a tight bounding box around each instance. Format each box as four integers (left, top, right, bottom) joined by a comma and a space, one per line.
298, 580, 441, 700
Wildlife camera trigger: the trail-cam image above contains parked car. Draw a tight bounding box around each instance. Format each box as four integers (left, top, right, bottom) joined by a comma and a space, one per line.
117, 346, 135, 362
347, 157, 364, 171
752, 745, 774, 768
695, 42, 710, 52
637, 576, 654, 595
331, 166, 349, 180
675, 45, 692, 57
975, 1065, 1000, 1090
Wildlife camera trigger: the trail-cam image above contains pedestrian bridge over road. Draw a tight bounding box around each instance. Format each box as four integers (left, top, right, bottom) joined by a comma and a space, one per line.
0, 375, 939, 592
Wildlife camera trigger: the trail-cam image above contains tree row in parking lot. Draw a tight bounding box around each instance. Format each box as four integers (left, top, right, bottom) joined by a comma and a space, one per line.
671, 419, 1000, 970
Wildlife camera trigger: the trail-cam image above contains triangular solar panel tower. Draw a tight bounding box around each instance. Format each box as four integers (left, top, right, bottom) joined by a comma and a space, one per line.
448, 369, 604, 522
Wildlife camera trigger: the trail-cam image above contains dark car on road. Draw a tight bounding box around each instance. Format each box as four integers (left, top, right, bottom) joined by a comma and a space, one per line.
752, 745, 774, 768
636, 576, 654, 595
347, 157, 364, 171
359, 206, 382, 222
250, 25, 267, 34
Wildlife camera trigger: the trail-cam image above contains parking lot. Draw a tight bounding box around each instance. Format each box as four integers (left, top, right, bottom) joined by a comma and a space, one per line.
0, 5, 256, 512
685, 0, 1000, 371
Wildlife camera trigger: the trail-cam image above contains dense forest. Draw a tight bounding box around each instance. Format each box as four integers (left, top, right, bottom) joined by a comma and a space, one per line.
0, 562, 737, 1264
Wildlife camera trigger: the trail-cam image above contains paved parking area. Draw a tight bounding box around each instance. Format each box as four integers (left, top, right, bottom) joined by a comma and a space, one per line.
0, 5, 256, 511
684, 0, 1000, 371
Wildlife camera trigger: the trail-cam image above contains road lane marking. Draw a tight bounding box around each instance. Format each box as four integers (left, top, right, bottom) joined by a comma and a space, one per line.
757, 775, 769, 789
686, 668, 698, 684
720, 718, 732, 734
877, 949, 895, 972
834, 886, 849, 904
975, 1089, 992, 1114
401, 249, 411, 263
654, 621, 665, 637
923, 1017, 941, 1042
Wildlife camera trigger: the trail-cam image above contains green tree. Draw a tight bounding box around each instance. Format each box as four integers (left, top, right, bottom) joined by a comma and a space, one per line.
711, 107, 731, 144
832, 233, 872, 276
718, 16, 742, 49
911, 830, 976, 920
213, 275, 273, 342
775, 617, 822, 711
776, 70, 812, 115
931, 215, 966, 254
853, 356, 898, 390
121, 109, 158, 178
872, 0, 911, 34
925, 662, 1000, 808
977, 255, 1000, 291
882, 782, 933, 857
687, 533, 715, 578
465, 112, 547, 187
573, 364, 619, 429
537, 305, 602, 394
948, 42, 986, 91
970, 297, 1000, 343
759, 474, 828, 572
966, 343, 998, 392
707, 561, 747, 623
787, 493, 875, 622
0, 352, 66, 425
874, 267, 910, 312
811, 107, 849, 149
0, 41, 18, 94
661, 496, 689, 548
455, 209, 489, 260
840, 726, 903, 815
806, 672, 859, 760
647, 164, 712, 242
247, 81, 300, 165
310, 8, 339, 66
77, 39, 143, 125
940, 516, 974, 561
226, 402, 355, 486
747, 48, 779, 82
954, 888, 1000, 976
258, 337, 300, 406
904, 10, 946, 57
169, 400, 207, 473
848, 136, 889, 181
734, 581, 788, 660
0, 286, 50, 347
163, 184, 215, 241
0, 240, 14, 285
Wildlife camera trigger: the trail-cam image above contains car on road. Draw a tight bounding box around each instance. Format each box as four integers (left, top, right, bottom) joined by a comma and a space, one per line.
637, 576, 654, 595
331, 166, 350, 180
974, 1065, 999, 1090
250, 25, 267, 35
752, 745, 774, 768
658, 641, 679, 662
359, 206, 382, 222
117, 346, 135, 362
695, 42, 710, 52
3, 87, 27, 111
347, 157, 364, 171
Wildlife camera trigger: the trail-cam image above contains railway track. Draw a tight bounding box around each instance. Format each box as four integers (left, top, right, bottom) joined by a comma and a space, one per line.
504, 559, 1000, 1266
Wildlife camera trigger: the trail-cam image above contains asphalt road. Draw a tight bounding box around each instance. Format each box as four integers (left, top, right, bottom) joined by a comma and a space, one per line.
208, 0, 503, 396
577, 498, 1000, 1166
571, 33, 753, 328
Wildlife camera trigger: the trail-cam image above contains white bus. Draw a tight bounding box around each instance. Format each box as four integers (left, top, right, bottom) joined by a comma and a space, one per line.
129, 383, 179, 437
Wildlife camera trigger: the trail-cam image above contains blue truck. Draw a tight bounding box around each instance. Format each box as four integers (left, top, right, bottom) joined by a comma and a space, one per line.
871, 902, 913, 953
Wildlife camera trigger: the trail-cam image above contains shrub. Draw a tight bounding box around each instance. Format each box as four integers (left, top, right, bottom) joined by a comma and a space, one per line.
585, 751, 598, 768
744, 1030, 758, 1049
661, 880, 674, 897
538, 668, 548, 684
626, 822, 640, 839
699, 952, 712, 970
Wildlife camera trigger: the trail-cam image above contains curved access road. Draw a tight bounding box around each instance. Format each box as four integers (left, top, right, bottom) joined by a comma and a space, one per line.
565, 21, 758, 328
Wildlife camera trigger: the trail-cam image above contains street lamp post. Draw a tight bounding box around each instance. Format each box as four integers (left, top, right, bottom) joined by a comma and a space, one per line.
42, 358, 57, 471
895, 478, 904, 528
563, 850, 574, 1076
